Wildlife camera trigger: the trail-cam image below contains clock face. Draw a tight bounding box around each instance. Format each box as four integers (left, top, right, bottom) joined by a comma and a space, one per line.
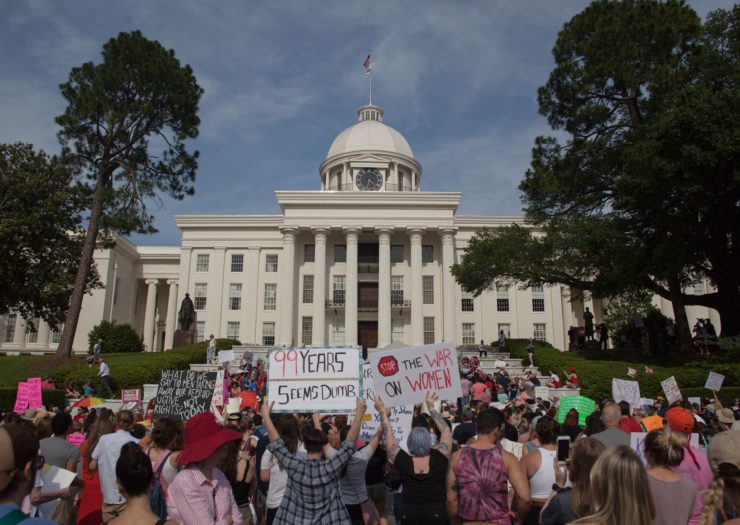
356, 168, 383, 191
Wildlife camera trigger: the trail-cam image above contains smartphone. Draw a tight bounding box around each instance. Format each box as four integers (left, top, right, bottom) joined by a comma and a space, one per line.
556, 436, 571, 464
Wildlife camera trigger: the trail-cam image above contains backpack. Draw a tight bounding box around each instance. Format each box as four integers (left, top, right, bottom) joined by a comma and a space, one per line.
149, 450, 173, 518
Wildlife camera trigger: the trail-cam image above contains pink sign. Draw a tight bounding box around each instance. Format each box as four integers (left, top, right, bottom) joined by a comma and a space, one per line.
27, 377, 43, 409
66, 433, 85, 447
121, 389, 141, 402
14, 382, 29, 413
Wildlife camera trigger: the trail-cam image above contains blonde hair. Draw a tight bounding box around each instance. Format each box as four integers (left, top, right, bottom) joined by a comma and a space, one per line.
571, 445, 655, 525
700, 463, 740, 525
644, 429, 685, 467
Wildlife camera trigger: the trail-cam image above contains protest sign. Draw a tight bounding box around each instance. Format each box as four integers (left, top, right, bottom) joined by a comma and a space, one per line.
556, 395, 596, 426
639, 398, 656, 408
534, 386, 549, 401
631, 432, 698, 464
213, 370, 225, 406
268, 347, 362, 413
13, 382, 29, 413
661, 376, 682, 404
241, 351, 254, 368
688, 396, 701, 405
39, 463, 77, 519
704, 372, 725, 392
368, 342, 462, 408
153, 370, 217, 421
612, 378, 641, 407
121, 389, 140, 403
227, 398, 241, 414
27, 377, 43, 409
237, 391, 258, 410
218, 350, 235, 364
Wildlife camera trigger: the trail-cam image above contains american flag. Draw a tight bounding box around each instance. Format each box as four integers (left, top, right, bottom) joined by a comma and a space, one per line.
645, 366, 654, 375
627, 367, 637, 377
363, 53, 373, 77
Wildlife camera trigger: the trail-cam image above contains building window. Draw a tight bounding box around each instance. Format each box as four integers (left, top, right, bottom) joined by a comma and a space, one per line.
331, 318, 345, 345
231, 254, 244, 272
423, 317, 435, 344
423, 276, 434, 304
302, 275, 314, 304
496, 284, 509, 312
26, 319, 39, 344
391, 276, 404, 305
228, 283, 242, 311
51, 327, 62, 344
498, 323, 511, 338
304, 244, 315, 263
262, 322, 275, 346
693, 281, 703, 294
334, 245, 346, 263
301, 317, 313, 346
227, 322, 240, 340
422, 245, 434, 264
333, 275, 346, 305
196, 254, 210, 272
264, 283, 277, 311
462, 323, 476, 345
531, 284, 545, 312
194, 283, 207, 310
265, 254, 278, 272
533, 323, 547, 342
113, 278, 120, 305
4, 314, 17, 343
461, 295, 474, 312
392, 317, 405, 342
196, 321, 205, 342
390, 245, 404, 263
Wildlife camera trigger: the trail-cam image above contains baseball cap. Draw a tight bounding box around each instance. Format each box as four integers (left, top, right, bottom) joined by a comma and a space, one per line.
665, 407, 695, 434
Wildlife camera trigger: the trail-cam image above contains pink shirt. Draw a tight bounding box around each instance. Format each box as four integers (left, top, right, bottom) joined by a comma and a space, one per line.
471, 383, 487, 401
672, 445, 713, 525
167, 465, 242, 525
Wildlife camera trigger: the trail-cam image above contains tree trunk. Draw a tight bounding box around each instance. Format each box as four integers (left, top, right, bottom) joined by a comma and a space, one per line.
667, 273, 693, 353
715, 287, 740, 337
55, 166, 111, 360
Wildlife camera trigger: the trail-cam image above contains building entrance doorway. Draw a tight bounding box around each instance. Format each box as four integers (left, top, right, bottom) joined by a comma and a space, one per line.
358, 321, 378, 353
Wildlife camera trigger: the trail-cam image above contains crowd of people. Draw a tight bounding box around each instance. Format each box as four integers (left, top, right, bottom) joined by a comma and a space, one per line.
1, 355, 739, 525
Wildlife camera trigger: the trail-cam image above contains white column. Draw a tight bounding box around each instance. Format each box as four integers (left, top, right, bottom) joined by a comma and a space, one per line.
278, 228, 297, 345
178, 247, 193, 302
440, 228, 457, 343
392, 162, 399, 189
143, 279, 159, 352
313, 228, 329, 346
245, 247, 261, 344
209, 247, 226, 338
37, 321, 50, 348
408, 228, 425, 345
377, 228, 393, 347
164, 280, 178, 351
344, 228, 360, 346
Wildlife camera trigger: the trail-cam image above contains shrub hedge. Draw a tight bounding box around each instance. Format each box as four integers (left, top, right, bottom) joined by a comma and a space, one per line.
507, 339, 740, 402
88, 321, 144, 353
0, 388, 65, 413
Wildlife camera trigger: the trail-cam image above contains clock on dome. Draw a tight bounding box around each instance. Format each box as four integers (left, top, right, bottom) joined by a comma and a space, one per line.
356, 168, 383, 191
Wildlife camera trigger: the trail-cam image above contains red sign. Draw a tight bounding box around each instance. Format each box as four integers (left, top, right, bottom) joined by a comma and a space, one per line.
378, 356, 399, 377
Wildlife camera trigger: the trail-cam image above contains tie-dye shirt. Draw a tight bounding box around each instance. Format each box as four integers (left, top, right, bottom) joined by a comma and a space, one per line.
456, 445, 510, 523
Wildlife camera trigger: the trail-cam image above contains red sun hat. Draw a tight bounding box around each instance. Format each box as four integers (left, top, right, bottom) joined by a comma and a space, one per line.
665, 407, 695, 434
178, 412, 242, 465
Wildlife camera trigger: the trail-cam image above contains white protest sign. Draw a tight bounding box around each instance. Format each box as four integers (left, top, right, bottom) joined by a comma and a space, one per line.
688, 397, 701, 405
534, 386, 549, 400
218, 350, 235, 363
227, 397, 242, 414
268, 347, 362, 413
39, 464, 77, 519
368, 342, 463, 408
639, 398, 656, 408
212, 370, 225, 406
631, 432, 698, 465
612, 378, 641, 406
704, 372, 725, 391
661, 376, 682, 404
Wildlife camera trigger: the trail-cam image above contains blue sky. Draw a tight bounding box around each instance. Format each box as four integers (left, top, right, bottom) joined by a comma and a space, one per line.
1, 0, 733, 246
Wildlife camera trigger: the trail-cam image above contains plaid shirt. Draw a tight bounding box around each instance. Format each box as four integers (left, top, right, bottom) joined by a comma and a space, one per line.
269, 438, 355, 525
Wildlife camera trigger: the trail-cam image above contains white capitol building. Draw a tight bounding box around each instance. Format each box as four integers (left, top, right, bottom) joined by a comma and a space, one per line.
0, 103, 719, 354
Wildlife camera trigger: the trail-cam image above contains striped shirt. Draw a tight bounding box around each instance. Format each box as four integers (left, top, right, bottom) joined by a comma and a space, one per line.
167, 465, 242, 525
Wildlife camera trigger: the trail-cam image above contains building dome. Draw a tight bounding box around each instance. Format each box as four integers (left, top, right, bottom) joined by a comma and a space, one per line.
326, 104, 415, 161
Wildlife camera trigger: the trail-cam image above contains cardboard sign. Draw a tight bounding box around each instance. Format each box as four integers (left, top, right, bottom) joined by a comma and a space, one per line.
153, 370, 218, 421
121, 389, 141, 402
661, 376, 682, 404
218, 350, 235, 363
534, 386, 549, 400
368, 342, 463, 407
688, 396, 701, 405
556, 395, 596, 426
38, 463, 77, 519
213, 370, 225, 406
631, 432, 698, 464
704, 372, 725, 391
27, 377, 43, 409
14, 382, 29, 413
241, 351, 254, 368
612, 378, 641, 407
237, 391, 258, 410
268, 347, 362, 413
227, 398, 242, 414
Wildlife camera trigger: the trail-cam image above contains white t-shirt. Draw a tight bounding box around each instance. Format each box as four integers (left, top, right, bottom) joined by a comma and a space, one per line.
98, 362, 110, 377
91, 430, 138, 504
261, 443, 306, 509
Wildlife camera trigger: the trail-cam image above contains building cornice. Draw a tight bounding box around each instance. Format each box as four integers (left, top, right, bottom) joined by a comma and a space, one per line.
275, 191, 462, 211
175, 215, 284, 230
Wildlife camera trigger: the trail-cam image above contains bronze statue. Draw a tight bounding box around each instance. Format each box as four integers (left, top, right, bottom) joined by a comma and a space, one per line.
178, 293, 195, 331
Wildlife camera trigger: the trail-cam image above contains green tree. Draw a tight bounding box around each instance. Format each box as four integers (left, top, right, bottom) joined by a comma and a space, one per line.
55, 31, 203, 359
0, 143, 99, 328
453, 2, 740, 347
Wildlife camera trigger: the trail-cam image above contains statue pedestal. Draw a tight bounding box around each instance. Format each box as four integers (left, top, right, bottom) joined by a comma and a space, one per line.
173, 330, 196, 349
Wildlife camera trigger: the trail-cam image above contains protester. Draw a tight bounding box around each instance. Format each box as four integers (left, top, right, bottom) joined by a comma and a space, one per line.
563, 368, 579, 389
0, 424, 57, 524
261, 397, 367, 525
260, 413, 304, 525
643, 429, 696, 525
207, 335, 217, 364
559, 409, 581, 442
97, 358, 114, 398
77, 416, 113, 525
334, 423, 383, 525
591, 402, 629, 448
527, 338, 535, 367
708, 408, 740, 471
40, 413, 81, 474
540, 437, 605, 525
452, 408, 476, 445
447, 407, 530, 524
378, 392, 451, 525
141, 418, 181, 511
700, 462, 740, 525
109, 442, 177, 525
570, 445, 655, 525
521, 415, 559, 525
90, 410, 138, 522
545, 369, 561, 389
221, 427, 256, 524
617, 401, 643, 434
479, 339, 488, 358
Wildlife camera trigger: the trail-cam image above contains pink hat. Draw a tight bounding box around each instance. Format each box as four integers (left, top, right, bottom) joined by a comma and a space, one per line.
178, 412, 242, 465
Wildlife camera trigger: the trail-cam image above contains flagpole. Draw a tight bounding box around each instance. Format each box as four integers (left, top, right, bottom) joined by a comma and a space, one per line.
369, 69, 372, 105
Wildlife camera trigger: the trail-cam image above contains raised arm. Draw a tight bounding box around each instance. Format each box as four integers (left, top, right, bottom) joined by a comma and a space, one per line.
446, 450, 462, 525
345, 397, 367, 446
375, 396, 399, 463
427, 391, 452, 457
260, 401, 280, 442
